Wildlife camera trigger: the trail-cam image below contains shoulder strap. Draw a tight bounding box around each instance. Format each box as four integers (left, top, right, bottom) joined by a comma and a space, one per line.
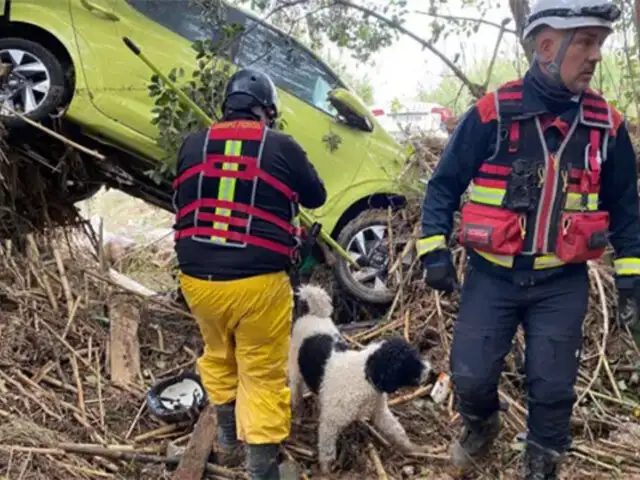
495, 80, 525, 154
580, 90, 612, 129
496, 80, 525, 118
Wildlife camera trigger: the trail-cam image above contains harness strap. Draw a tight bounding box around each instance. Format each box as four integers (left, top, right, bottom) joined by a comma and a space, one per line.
175, 227, 295, 257
176, 198, 301, 237
173, 155, 298, 203
508, 122, 520, 153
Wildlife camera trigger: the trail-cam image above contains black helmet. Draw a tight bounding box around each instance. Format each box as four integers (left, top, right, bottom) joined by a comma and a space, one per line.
222, 68, 279, 119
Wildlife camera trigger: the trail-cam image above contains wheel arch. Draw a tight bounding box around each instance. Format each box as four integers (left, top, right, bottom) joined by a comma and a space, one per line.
2, 21, 77, 97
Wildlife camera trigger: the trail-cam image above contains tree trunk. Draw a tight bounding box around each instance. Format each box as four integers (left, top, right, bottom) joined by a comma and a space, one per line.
509, 0, 535, 64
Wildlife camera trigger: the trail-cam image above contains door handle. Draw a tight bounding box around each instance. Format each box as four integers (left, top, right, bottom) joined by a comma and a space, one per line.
80, 0, 120, 21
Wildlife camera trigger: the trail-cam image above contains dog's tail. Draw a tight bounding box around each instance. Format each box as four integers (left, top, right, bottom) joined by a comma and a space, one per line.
296, 284, 333, 318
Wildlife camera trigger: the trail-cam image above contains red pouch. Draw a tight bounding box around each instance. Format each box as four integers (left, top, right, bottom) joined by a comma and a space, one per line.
555, 211, 610, 263
458, 202, 524, 255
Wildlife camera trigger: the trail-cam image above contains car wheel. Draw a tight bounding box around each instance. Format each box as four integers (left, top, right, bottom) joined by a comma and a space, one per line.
0, 38, 69, 127
333, 209, 414, 305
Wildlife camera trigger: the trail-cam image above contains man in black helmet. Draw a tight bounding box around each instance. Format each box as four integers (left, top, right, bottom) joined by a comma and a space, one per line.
173, 68, 327, 479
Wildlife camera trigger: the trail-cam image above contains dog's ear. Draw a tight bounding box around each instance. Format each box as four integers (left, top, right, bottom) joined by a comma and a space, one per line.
365, 337, 430, 394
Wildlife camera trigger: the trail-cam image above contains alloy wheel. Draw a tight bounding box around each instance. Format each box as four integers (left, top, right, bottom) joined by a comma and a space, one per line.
345, 224, 413, 295
0, 49, 51, 116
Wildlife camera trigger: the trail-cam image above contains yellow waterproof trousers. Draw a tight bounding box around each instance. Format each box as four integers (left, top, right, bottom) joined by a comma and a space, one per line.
179, 270, 293, 445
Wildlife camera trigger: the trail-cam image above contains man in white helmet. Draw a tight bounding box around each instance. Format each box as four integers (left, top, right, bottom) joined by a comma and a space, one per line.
417, 0, 640, 478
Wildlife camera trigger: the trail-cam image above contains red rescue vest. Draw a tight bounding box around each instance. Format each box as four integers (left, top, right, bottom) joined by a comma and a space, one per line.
458, 80, 613, 268
172, 120, 303, 259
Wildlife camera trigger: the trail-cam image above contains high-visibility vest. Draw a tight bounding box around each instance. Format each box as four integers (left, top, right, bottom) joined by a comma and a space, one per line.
419, 80, 616, 270
172, 119, 302, 259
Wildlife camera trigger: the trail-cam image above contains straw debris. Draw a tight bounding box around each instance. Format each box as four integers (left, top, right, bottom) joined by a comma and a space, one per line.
0, 126, 639, 480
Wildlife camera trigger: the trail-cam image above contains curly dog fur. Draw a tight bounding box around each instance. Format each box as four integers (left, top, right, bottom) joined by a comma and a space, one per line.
289, 284, 434, 474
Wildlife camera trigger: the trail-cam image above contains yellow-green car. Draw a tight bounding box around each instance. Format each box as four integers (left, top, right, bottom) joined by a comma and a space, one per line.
0, 0, 412, 305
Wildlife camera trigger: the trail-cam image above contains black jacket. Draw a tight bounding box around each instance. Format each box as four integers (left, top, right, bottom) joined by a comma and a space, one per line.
174, 123, 327, 281
420, 75, 640, 289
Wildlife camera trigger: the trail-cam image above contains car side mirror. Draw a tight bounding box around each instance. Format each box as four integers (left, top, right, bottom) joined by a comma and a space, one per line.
328, 88, 374, 132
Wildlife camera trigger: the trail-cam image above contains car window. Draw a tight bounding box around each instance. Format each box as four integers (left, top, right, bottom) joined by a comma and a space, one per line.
124, 0, 216, 40
125, 1, 339, 115
234, 17, 339, 116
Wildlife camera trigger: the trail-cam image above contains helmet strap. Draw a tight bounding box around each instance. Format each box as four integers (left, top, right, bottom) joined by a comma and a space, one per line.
547, 29, 575, 86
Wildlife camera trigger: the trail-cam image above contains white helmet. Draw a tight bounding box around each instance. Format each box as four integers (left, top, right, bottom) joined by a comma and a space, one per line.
523, 0, 621, 39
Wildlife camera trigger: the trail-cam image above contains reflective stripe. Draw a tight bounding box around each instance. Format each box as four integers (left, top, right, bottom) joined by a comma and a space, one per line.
474, 249, 565, 270
416, 235, 446, 257
614, 257, 640, 275
565, 193, 598, 211
469, 183, 505, 206
533, 254, 566, 269
212, 140, 242, 244
474, 250, 514, 267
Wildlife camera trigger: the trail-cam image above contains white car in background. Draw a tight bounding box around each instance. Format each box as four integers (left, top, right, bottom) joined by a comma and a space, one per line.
371, 101, 454, 141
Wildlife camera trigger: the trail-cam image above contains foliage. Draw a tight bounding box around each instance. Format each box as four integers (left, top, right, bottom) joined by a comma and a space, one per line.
146, 0, 240, 183
233, 0, 410, 63
419, 55, 524, 114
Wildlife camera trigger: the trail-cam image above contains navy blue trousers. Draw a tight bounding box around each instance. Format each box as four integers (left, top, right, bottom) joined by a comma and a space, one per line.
450, 264, 589, 453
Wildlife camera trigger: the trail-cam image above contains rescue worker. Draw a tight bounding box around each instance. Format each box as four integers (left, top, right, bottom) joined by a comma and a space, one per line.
172, 68, 327, 479
417, 0, 640, 477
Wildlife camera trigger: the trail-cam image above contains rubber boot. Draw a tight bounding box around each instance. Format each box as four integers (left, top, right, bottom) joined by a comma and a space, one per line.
450, 411, 501, 470
521, 443, 561, 480
215, 402, 245, 468
247, 444, 281, 480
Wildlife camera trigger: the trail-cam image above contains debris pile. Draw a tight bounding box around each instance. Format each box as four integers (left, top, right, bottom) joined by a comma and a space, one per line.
0, 130, 639, 480
0, 122, 92, 241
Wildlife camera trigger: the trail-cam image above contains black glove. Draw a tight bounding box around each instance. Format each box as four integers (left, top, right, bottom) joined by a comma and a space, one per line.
421, 249, 459, 293
617, 280, 640, 348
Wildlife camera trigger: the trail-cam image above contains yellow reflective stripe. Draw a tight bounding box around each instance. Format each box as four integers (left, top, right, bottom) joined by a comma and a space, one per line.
474, 249, 514, 267
565, 193, 598, 211
533, 254, 565, 270
469, 184, 505, 206
474, 250, 565, 270
212, 140, 242, 243
614, 257, 640, 275
416, 235, 446, 257
292, 215, 300, 228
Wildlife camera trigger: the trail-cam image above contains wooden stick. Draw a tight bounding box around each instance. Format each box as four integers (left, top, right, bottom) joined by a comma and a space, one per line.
366, 442, 388, 480
70, 355, 86, 420
1, 105, 106, 161
389, 385, 430, 407
403, 310, 410, 342
173, 404, 218, 480
53, 443, 244, 479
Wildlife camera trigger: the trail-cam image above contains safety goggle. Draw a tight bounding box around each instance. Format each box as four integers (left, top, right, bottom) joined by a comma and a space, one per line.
528, 4, 621, 24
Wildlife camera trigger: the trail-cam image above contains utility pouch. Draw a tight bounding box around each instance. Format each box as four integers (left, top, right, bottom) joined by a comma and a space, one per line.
458, 202, 525, 255
555, 211, 610, 263
503, 158, 538, 213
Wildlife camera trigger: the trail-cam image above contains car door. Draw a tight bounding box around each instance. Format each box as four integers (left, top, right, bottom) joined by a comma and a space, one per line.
71, 0, 209, 140
68, 0, 124, 115
233, 13, 369, 218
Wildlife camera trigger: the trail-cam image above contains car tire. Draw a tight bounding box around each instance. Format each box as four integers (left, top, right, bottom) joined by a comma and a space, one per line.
0, 38, 69, 128
333, 209, 414, 306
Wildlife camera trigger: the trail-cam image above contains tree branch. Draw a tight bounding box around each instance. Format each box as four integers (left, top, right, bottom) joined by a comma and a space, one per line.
414, 10, 516, 34
331, 0, 486, 98
483, 18, 511, 91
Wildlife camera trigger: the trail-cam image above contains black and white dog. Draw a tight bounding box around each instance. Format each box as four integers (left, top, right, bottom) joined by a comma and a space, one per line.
288, 284, 434, 474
